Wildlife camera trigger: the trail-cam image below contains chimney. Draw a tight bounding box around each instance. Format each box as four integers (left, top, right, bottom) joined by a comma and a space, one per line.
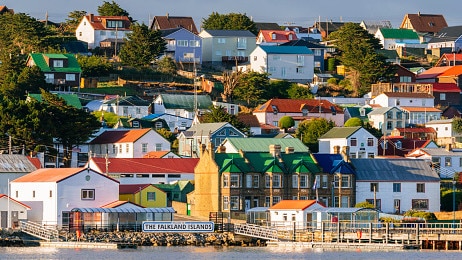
269, 144, 281, 157
341, 146, 350, 162
166, 12, 169, 19
89, 13, 94, 22
218, 145, 226, 153
446, 143, 452, 152
333, 145, 340, 154
285, 146, 294, 154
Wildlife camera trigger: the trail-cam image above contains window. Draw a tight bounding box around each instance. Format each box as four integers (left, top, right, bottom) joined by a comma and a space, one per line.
66, 74, 75, 81
32, 191, 35, 198
253, 56, 257, 61
417, 183, 425, 193
367, 153, 375, 158
412, 199, 429, 210
247, 175, 259, 188
142, 143, 148, 153
217, 38, 226, 44
106, 20, 123, 28
341, 176, 349, 188
387, 111, 393, 119
396, 111, 402, 119
387, 121, 393, 130
81, 189, 95, 200
177, 40, 188, 47
296, 68, 304, 74
265, 196, 271, 207
53, 60, 63, 68
15, 191, 18, 198
190, 40, 200, 47
273, 196, 281, 205
146, 192, 156, 201
321, 175, 327, 188
281, 67, 286, 77
314, 49, 321, 56
370, 182, 379, 192
440, 93, 446, 101
297, 55, 304, 66
268, 67, 276, 73
341, 196, 349, 207
445, 157, 451, 166
223, 174, 229, 188
350, 138, 357, 147
237, 37, 247, 49
393, 183, 401, 192
215, 50, 222, 56
112, 145, 117, 154
79, 32, 82, 37
223, 196, 229, 210
230, 196, 239, 210
155, 143, 162, 151
125, 144, 129, 153
367, 138, 374, 146
230, 174, 240, 187
119, 144, 122, 153
229, 130, 238, 136
252, 175, 259, 188
273, 174, 282, 188
50, 190, 53, 197
273, 55, 281, 61
400, 76, 412, 82
460, 157, 462, 167
132, 121, 140, 128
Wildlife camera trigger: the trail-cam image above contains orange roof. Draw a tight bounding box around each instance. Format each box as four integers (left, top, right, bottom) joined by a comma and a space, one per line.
143, 151, 169, 158
394, 127, 436, 133
0, 194, 31, 209
12, 168, 118, 183
254, 98, 343, 114
27, 156, 42, 169
259, 30, 298, 43
90, 129, 151, 144
438, 65, 462, 77
400, 106, 441, 112
268, 200, 321, 210
416, 66, 451, 79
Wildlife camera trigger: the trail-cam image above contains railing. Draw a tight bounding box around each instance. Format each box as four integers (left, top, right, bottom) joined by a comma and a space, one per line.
20, 221, 59, 241
234, 223, 278, 241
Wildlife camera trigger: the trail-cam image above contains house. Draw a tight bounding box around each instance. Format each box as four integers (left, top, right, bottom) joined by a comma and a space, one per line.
405, 146, 462, 179
374, 28, 421, 50
390, 127, 437, 141
212, 101, 239, 116
434, 53, 462, 67
253, 98, 344, 128
140, 113, 193, 132
0, 5, 14, 14
160, 27, 202, 65
400, 13, 448, 41
400, 106, 442, 125
268, 200, 325, 227
367, 107, 406, 135
143, 151, 179, 159
0, 194, 30, 228
256, 30, 298, 45
0, 155, 38, 195
189, 142, 321, 219
343, 106, 372, 124
26, 53, 81, 88
360, 20, 392, 35
312, 153, 357, 207
76, 14, 132, 50
10, 168, 119, 227
432, 83, 461, 107
237, 114, 262, 136
313, 21, 347, 39
250, 45, 314, 83
443, 105, 462, 119
154, 180, 194, 203
416, 66, 451, 83
153, 94, 213, 119
352, 158, 440, 213
198, 30, 256, 67
177, 122, 246, 157
284, 26, 322, 41
99, 96, 152, 119
428, 26, 462, 53
254, 22, 281, 32
318, 127, 378, 158
119, 184, 167, 208
436, 65, 462, 88
370, 92, 434, 108
149, 15, 198, 34
426, 119, 462, 146
88, 157, 198, 184
89, 128, 171, 158
281, 39, 326, 71
378, 136, 437, 157
390, 64, 416, 83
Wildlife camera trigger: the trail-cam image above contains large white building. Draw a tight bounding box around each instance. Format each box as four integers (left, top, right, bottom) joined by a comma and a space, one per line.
318, 127, 378, 158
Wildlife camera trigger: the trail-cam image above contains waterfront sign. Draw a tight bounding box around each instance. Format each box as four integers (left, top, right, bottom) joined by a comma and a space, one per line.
142, 221, 214, 232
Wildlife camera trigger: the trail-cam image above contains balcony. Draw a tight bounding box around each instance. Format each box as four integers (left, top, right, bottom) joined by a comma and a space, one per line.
222, 56, 248, 63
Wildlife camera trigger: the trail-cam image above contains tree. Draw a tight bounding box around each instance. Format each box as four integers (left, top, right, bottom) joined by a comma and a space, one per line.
234, 71, 269, 105
221, 69, 242, 102
453, 117, 462, 133
287, 84, 314, 99
1, 66, 48, 99
201, 106, 248, 134
262, 80, 290, 99
156, 56, 177, 78
295, 118, 335, 152
97, 1, 133, 22
77, 55, 113, 77
278, 116, 295, 132
119, 23, 166, 69
344, 117, 363, 127
328, 23, 390, 97
62, 10, 87, 35
202, 12, 258, 35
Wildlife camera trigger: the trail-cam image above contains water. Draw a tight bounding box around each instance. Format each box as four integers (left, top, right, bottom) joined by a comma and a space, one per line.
1, 246, 462, 260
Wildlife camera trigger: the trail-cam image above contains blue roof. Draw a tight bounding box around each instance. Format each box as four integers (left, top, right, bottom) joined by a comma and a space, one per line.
142, 113, 164, 120
260, 45, 313, 55
313, 153, 355, 174
71, 207, 175, 213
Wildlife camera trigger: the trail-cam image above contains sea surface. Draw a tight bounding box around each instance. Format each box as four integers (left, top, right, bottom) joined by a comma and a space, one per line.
1, 246, 462, 260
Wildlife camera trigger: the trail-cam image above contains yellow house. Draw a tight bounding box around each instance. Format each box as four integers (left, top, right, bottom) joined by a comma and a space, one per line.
119, 184, 167, 208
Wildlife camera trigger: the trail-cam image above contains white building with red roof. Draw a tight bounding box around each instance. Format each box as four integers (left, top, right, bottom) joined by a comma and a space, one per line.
87, 157, 199, 184
89, 129, 171, 159
256, 30, 298, 45
10, 168, 119, 227
0, 194, 30, 228
268, 200, 325, 227
76, 14, 132, 49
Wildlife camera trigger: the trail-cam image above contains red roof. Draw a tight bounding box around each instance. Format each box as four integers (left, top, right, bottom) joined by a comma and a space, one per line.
400, 106, 441, 112
394, 127, 436, 133
90, 158, 199, 174
143, 151, 170, 158
119, 184, 152, 194
90, 129, 151, 144
258, 30, 298, 43
152, 16, 198, 34
268, 200, 321, 210
237, 114, 261, 127
27, 156, 42, 169
401, 13, 447, 33
85, 14, 131, 31
432, 83, 461, 93
383, 92, 434, 98
438, 65, 462, 77
0, 194, 31, 209
12, 168, 118, 183
254, 99, 343, 114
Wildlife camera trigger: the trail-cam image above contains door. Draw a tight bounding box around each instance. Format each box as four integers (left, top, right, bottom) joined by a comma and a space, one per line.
11, 211, 18, 228
245, 198, 251, 212
394, 199, 401, 214
0, 211, 7, 228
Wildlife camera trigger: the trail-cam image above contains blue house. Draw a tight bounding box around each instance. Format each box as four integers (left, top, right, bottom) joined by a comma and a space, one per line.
161, 27, 202, 65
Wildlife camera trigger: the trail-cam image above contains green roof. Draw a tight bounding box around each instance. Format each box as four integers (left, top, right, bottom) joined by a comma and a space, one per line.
28, 93, 82, 109
28, 53, 81, 73
319, 126, 362, 139
224, 138, 309, 153
161, 94, 213, 110
379, 28, 419, 40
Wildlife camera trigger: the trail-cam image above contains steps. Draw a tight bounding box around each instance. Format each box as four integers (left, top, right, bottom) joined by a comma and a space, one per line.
19, 221, 59, 241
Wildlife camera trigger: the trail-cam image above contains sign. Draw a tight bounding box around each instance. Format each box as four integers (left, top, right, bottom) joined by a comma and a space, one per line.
142, 221, 214, 233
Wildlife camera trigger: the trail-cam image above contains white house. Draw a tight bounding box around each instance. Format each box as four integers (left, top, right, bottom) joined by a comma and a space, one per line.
141, 113, 193, 133
0, 194, 31, 228
76, 14, 132, 50
89, 128, 171, 159
10, 168, 119, 227
399, 106, 442, 126
426, 119, 462, 146
250, 45, 314, 83
268, 200, 325, 227
153, 94, 213, 120
318, 127, 378, 158
374, 28, 422, 50
370, 92, 434, 108
405, 146, 462, 179
87, 157, 198, 184
99, 96, 152, 119
367, 107, 407, 136
352, 158, 440, 214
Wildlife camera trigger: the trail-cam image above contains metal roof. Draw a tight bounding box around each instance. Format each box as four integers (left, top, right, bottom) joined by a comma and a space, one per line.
71, 207, 175, 213
306, 207, 379, 213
